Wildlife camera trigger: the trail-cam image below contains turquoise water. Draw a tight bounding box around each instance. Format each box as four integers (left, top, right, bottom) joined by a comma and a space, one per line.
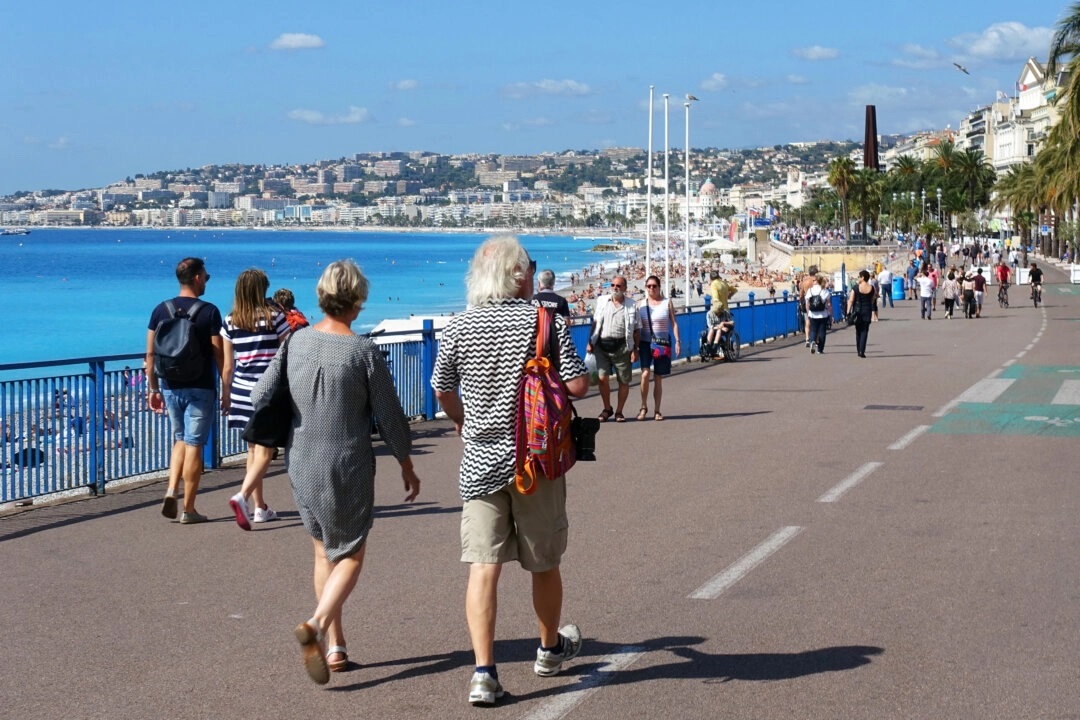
3, 228, 632, 368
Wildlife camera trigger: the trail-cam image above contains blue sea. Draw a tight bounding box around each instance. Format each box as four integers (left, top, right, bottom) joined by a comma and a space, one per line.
2, 228, 634, 370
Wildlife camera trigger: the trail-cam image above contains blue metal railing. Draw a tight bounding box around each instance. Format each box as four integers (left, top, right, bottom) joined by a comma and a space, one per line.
1, 296, 831, 504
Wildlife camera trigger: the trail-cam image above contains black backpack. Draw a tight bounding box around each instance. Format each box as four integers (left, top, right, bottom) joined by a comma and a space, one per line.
153, 299, 206, 383
808, 290, 827, 312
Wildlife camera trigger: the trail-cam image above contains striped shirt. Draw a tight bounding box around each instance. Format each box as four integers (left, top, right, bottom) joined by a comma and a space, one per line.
220, 310, 289, 429
431, 298, 587, 501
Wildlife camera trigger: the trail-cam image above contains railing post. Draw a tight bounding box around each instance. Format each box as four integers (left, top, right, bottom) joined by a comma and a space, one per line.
782, 290, 790, 336
422, 319, 436, 420
89, 361, 105, 495
748, 292, 756, 345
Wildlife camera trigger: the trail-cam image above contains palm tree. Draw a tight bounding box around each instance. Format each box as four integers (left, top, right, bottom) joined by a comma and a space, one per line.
851, 167, 884, 241
828, 156, 856, 239
890, 155, 921, 191
991, 164, 1039, 264
1047, 2, 1080, 78
954, 148, 996, 211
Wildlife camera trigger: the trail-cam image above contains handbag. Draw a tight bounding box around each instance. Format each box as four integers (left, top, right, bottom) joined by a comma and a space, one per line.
241, 337, 293, 448
645, 303, 672, 375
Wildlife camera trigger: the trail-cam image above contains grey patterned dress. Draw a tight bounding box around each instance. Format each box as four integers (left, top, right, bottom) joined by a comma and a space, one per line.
252, 328, 412, 562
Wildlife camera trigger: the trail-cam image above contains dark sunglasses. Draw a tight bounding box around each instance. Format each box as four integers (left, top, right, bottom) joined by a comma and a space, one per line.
646, 283, 659, 289
528, 259, 537, 272
611, 284, 625, 290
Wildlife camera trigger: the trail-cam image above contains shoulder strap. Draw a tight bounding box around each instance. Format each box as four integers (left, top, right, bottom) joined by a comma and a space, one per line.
164, 299, 178, 318
186, 300, 205, 321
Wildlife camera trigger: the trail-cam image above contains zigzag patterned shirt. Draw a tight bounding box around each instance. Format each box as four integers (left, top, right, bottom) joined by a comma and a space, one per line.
431, 298, 587, 500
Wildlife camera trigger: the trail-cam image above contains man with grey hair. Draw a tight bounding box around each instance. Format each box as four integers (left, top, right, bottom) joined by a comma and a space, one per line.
432, 235, 589, 706
531, 268, 570, 317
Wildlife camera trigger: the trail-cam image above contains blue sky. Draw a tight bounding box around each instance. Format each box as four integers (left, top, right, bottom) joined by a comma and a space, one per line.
0, 1, 1062, 195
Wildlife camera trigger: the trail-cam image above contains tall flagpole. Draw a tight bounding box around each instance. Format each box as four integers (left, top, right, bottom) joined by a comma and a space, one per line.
663, 93, 670, 298
684, 98, 693, 307
646, 86, 653, 279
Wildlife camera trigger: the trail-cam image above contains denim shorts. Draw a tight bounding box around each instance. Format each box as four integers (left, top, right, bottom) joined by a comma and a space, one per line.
162, 387, 215, 447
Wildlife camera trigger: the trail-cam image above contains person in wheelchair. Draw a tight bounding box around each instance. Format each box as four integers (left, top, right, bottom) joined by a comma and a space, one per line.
700, 305, 735, 360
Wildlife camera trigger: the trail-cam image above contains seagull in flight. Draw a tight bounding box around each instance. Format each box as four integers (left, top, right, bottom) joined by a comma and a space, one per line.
686, 94, 699, 101
953, 62, 970, 75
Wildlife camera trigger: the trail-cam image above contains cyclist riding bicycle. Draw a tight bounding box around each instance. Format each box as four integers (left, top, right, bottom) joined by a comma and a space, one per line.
1028, 262, 1044, 307
995, 261, 1011, 308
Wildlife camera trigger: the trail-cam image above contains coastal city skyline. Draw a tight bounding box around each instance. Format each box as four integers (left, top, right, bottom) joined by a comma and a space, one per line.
2, 1, 1060, 196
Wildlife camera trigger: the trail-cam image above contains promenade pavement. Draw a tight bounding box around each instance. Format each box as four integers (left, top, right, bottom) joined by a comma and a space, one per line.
2, 260, 1078, 719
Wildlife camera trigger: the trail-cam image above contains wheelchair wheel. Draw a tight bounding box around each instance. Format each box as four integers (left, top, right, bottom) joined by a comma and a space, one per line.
722, 331, 741, 362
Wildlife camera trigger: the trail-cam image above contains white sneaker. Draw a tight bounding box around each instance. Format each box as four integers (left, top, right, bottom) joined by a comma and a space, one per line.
228, 493, 251, 531
534, 624, 582, 676
468, 671, 504, 705
253, 506, 278, 523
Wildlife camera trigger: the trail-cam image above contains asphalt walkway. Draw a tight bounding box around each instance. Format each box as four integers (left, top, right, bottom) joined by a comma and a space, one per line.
2, 258, 1078, 720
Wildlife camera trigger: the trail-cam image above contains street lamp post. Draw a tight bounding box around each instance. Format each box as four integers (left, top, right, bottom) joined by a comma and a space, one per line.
921, 189, 926, 224
663, 93, 670, 298
646, 86, 654, 279
936, 187, 943, 232
892, 192, 897, 236
684, 97, 696, 307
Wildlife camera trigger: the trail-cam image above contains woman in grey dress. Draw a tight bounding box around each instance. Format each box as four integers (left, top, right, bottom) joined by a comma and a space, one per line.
252, 259, 421, 685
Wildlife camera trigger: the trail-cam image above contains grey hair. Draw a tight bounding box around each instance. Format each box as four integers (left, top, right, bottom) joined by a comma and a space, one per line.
465, 235, 529, 306
537, 268, 556, 290
317, 259, 369, 317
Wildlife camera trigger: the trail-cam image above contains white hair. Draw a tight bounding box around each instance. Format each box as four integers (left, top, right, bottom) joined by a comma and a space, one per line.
465, 235, 529, 306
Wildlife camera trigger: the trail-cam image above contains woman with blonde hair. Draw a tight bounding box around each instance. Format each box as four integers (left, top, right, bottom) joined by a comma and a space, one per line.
222, 268, 290, 528
252, 259, 420, 684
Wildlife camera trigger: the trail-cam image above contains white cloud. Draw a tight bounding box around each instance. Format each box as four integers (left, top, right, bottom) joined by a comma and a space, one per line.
397, 117, 417, 127
524, 117, 555, 127
502, 79, 591, 99
48, 136, 70, 150
892, 43, 942, 69
792, 45, 839, 61
391, 79, 419, 91
269, 33, 325, 51
786, 74, 809, 85
287, 106, 370, 125
949, 21, 1053, 62
848, 83, 913, 105
700, 73, 728, 91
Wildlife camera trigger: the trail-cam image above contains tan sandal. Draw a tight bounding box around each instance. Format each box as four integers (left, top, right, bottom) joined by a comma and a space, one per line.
327, 645, 349, 672
636, 407, 648, 421
294, 621, 330, 685
654, 412, 664, 421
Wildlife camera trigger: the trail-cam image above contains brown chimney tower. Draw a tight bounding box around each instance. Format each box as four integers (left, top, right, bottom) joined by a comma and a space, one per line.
863, 105, 880, 170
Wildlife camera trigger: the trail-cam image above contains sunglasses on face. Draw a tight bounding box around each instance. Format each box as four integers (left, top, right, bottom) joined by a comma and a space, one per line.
611, 284, 625, 290
646, 284, 659, 289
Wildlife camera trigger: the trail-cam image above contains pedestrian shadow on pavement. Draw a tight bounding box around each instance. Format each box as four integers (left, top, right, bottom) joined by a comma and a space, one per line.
374, 501, 460, 519
327, 637, 538, 693
490, 636, 883, 705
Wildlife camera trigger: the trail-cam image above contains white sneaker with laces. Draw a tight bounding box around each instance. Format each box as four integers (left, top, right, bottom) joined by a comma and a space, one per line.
534, 624, 582, 677
253, 506, 278, 523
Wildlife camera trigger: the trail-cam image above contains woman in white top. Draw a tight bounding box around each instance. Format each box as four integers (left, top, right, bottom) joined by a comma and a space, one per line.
636, 275, 681, 421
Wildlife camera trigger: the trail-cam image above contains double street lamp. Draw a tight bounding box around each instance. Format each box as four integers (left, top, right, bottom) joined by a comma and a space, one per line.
936, 187, 943, 231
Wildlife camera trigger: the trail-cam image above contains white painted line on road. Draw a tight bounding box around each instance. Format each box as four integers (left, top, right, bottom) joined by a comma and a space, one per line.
1025, 343, 1035, 351
1015, 351, 1028, 359
1003, 359, 1017, 367
689, 526, 803, 600
818, 462, 884, 503
888, 425, 930, 451
522, 646, 646, 720
934, 376, 1012, 417
1051, 380, 1080, 406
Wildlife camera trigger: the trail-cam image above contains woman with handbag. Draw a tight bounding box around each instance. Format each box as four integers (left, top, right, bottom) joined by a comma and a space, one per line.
221, 268, 290, 528
251, 259, 420, 684
845, 270, 878, 359
636, 275, 680, 421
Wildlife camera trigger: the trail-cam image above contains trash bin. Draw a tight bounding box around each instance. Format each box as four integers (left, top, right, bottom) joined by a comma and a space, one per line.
892, 277, 904, 300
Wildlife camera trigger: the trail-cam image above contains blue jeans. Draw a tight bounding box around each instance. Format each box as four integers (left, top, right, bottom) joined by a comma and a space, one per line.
880, 284, 893, 308
162, 387, 215, 446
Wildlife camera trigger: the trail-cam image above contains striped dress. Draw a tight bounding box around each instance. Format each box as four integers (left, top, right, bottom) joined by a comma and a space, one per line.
220, 309, 289, 430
